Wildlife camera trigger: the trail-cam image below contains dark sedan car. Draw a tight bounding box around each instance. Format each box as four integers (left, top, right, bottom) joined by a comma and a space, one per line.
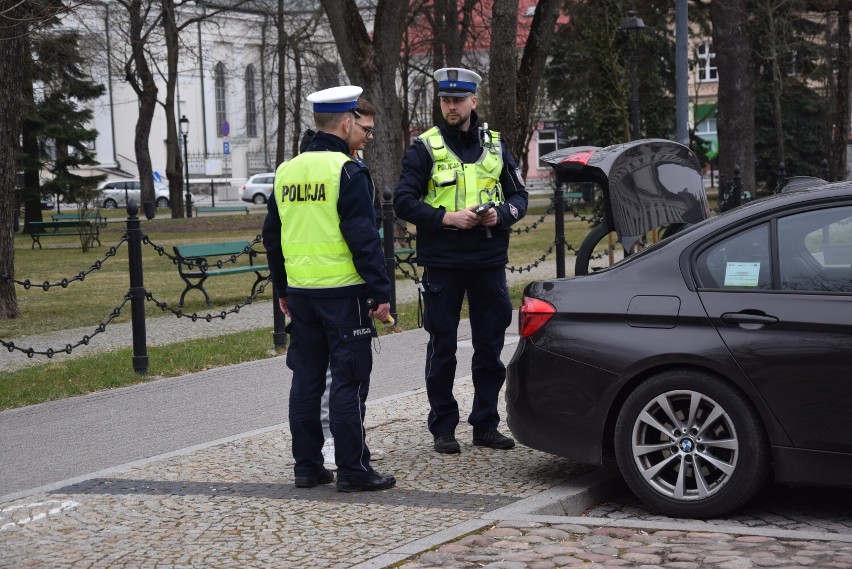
507, 181, 852, 519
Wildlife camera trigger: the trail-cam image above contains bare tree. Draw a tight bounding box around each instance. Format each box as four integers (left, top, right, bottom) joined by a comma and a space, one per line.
488, 0, 560, 177
272, 6, 323, 165
159, 0, 257, 217
709, 0, 756, 192
488, 0, 518, 136
113, 0, 161, 213
319, 0, 410, 194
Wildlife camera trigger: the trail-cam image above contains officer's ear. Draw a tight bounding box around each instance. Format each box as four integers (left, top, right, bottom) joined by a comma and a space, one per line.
470, 95, 478, 110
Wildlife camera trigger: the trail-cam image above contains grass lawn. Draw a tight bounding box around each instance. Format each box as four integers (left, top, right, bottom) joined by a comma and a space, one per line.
1, 203, 604, 410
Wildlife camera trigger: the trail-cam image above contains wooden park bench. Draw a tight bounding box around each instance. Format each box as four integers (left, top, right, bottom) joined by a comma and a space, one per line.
52, 211, 108, 227
28, 220, 102, 249
194, 205, 250, 215
564, 191, 584, 206
378, 227, 417, 270
172, 240, 269, 306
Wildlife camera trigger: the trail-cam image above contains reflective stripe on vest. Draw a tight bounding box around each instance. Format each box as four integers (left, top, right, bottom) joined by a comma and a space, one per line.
274, 152, 364, 289
419, 126, 505, 211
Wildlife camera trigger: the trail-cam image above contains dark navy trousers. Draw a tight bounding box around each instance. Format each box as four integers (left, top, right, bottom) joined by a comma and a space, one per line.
421, 266, 514, 437
286, 294, 375, 483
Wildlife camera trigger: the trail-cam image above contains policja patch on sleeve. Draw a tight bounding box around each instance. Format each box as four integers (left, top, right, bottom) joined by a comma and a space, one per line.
509, 203, 519, 220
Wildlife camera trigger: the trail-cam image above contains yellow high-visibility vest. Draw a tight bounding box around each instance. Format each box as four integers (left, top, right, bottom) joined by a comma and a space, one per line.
419, 126, 505, 211
274, 152, 364, 289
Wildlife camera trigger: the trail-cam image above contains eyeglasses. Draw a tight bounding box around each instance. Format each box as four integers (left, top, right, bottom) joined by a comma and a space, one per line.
354, 122, 375, 137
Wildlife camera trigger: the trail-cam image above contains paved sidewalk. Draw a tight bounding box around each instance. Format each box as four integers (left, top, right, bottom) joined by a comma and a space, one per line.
3, 378, 851, 568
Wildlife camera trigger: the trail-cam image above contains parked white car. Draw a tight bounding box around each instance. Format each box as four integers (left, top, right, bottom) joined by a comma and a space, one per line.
96, 179, 171, 209
240, 172, 275, 204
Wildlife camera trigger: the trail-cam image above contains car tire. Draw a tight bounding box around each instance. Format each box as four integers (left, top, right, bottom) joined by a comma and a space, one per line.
252, 193, 267, 204
156, 197, 170, 208
614, 370, 769, 519
103, 198, 118, 209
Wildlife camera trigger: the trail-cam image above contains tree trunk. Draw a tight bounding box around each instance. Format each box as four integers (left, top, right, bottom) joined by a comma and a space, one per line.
767, 7, 786, 167
275, 0, 287, 166
290, 46, 304, 159
21, 44, 44, 234
0, 5, 28, 319
711, 0, 756, 193
320, 0, 408, 196
127, 0, 158, 212
162, 0, 186, 217
830, 0, 849, 181
489, 0, 519, 135
494, 0, 560, 177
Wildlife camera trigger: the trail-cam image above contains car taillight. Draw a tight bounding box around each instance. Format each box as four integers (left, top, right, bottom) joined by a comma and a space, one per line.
560, 149, 595, 165
242, 185, 247, 190
519, 296, 556, 338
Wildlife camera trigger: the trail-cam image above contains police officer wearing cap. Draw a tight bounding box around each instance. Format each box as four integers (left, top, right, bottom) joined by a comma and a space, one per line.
262, 85, 396, 492
393, 68, 528, 455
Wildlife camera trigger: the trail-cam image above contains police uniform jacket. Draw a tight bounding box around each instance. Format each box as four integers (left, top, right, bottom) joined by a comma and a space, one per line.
262, 132, 390, 303
393, 111, 528, 269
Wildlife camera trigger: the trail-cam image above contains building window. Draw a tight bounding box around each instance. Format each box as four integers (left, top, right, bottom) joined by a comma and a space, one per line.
537, 130, 558, 167
214, 62, 227, 137
696, 42, 718, 82
245, 65, 257, 138
694, 104, 717, 136
695, 118, 717, 136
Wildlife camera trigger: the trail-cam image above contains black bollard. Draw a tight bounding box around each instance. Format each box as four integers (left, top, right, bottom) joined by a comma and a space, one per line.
821, 158, 830, 182
272, 287, 287, 352
382, 189, 398, 323
126, 199, 149, 375
554, 182, 565, 278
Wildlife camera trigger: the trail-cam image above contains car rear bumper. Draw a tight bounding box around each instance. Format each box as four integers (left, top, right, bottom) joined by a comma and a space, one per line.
506, 339, 617, 465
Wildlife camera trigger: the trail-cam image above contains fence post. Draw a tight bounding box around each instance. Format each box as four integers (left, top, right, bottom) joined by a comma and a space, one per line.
126, 200, 148, 375
272, 288, 287, 352
554, 182, 565, 278
211, 179, 216, 208
382, 189, 398, 323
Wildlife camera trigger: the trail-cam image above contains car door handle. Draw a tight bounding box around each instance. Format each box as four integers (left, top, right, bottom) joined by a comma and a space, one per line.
720, 312, 779, 326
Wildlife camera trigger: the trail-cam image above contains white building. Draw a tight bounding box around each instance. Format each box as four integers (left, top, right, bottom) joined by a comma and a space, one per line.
63, 0, 346, 186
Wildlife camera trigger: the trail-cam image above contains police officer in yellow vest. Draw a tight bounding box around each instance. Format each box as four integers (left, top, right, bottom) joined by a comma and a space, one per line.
393, 68, 528, 454
262, 85, 395, 492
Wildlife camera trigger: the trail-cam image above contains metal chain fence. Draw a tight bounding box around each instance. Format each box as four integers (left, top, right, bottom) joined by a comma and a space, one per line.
4, 194, 613, 372
1, 294, 131, 358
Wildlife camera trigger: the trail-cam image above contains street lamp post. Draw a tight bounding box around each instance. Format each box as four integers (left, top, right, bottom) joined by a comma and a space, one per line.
620, 11, 646, 141
179, 115, 192, 218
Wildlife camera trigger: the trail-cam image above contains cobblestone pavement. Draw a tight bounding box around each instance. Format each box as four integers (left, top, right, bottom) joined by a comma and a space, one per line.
4, 378, 851, 568
0, 383, 590, 568
397, 522, 852, 568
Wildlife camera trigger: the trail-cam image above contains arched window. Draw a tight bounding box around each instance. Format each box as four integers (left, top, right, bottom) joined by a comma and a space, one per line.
245, 65, 257, 138
214, 62, 227, 137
